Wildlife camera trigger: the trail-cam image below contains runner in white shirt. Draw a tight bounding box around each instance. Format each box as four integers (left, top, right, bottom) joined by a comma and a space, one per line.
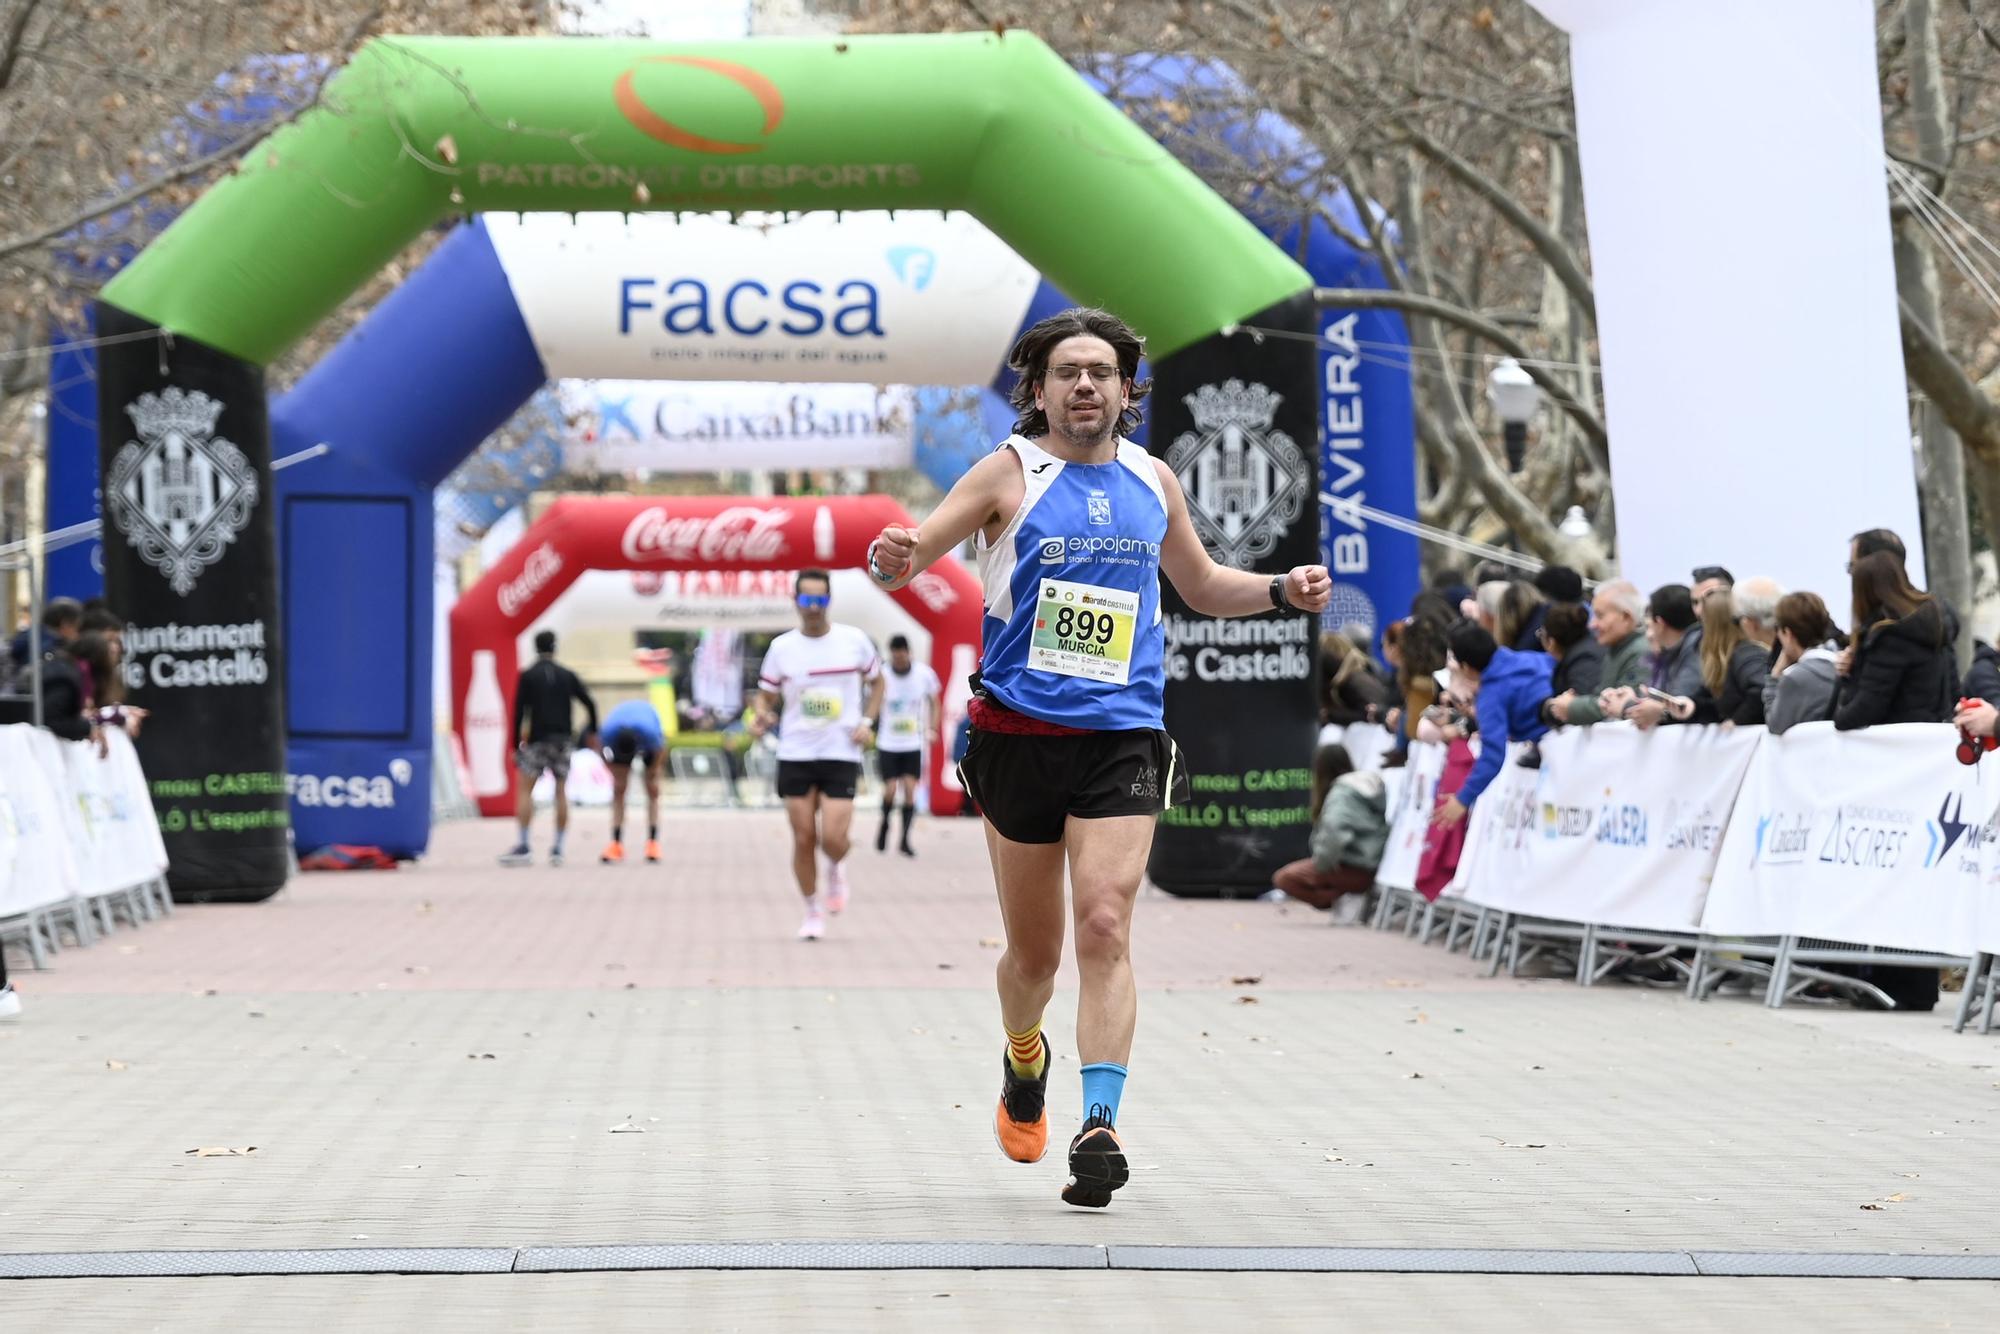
751, 569, 884, 940
874, 634, 942, 858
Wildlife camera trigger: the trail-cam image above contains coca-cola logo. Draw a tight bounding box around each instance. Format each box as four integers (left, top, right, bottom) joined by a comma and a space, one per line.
907, 571, 959, 614
622, 505, 791, 564
498, 542, 564, 618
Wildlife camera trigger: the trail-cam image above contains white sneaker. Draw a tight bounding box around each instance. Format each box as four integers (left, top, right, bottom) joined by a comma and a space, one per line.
823, 861, 850, 915
0, 984, 21, 1020
549, 848, 565, 867
798, 905, 826, 941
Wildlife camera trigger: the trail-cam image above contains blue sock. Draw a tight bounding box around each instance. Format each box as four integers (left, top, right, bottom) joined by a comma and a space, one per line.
1079, 1062, 1127, 1126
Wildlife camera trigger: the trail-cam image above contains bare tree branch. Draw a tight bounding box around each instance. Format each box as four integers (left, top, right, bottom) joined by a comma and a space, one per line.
1313, 285, 1610, 469
0, 0, 44, 94
1392, 123, 1597, 329
0, 3, 382, 266
1901, 293, 2000, 461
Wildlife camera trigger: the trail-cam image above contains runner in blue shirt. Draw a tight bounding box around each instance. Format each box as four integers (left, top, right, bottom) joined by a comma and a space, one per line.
598, 698, 665, 864
865, 307, 1332, 1209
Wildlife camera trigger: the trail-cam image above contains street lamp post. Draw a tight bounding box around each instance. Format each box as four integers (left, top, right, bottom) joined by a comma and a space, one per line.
1486, 357, 1540, 474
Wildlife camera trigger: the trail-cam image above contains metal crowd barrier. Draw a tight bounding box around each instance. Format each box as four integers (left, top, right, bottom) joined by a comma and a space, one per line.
1359, 885, 1988, 1025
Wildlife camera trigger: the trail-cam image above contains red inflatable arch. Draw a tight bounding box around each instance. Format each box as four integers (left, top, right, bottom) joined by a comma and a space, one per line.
450, 495, 981, 817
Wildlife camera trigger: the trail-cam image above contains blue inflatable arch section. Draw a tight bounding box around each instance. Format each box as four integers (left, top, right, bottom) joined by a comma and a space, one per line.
48, 61, 1416, 860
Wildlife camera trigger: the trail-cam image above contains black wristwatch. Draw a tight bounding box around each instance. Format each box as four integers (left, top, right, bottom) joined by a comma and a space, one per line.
1269, 574, 1291, 611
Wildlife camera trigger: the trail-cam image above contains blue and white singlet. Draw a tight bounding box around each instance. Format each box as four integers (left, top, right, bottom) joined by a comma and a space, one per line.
975, 434, 1169, 731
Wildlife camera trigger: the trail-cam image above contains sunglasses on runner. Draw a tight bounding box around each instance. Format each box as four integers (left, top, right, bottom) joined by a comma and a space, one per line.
796, 593, 830, 611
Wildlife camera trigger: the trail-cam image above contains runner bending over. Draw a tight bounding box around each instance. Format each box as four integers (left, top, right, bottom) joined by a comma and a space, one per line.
866, 307, 1331, 1207
598, 698, 666, 864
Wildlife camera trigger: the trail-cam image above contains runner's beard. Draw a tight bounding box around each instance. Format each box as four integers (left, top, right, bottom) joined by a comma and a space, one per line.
1055, 399, 1117, 448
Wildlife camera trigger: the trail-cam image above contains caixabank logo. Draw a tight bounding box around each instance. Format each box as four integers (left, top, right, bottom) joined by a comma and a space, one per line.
614, 56, 784, 155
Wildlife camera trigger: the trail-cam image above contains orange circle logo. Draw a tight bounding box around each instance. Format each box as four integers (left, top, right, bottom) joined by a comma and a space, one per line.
614, 56, 783, 155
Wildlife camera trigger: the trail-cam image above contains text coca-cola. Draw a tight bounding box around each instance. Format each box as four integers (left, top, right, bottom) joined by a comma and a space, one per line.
622, 506, 792, 564
497, 542, 564, 617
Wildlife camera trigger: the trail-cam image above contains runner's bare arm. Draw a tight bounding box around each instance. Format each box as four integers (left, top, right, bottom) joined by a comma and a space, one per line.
1153, 460, 1333, 617
866, 449, 1017, 590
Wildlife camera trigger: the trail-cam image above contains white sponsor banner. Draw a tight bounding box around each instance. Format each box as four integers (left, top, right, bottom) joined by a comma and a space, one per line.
59, 727, 169, 896
1701, 723, 1999, 956
0, 726, 82, 918
486, 211, 1040, 383
1458, 724, 1763, 932
1374, 740, 1445, 892
562, 380, 914, 472
1529, 0, 1918, 604
0, 725, 165, 919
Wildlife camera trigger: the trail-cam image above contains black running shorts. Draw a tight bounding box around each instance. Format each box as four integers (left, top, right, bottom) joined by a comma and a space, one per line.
957, 727, 1189, 845
876, 748, 923, 782
776, 758, 862, 800
602, 733, 661, 769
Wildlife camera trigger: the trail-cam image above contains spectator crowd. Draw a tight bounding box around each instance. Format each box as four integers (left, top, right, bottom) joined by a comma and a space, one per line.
1278, 526, 1984, 1011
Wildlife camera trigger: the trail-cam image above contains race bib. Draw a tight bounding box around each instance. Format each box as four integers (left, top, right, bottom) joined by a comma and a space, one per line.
799, 686, 843, 725
887, 712, 921, 739
1029, 578, 1138, 685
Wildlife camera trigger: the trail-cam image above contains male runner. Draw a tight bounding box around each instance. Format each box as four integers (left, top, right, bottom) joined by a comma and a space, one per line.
598, 697, 666, 864
866, 307, 1331, 1207
500, 629, 598, 867
750, 570, 884, 940
874, 634, 941, 858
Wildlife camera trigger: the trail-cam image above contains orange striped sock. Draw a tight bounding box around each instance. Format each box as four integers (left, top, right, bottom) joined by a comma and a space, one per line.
1005, 1021, 1047, 1079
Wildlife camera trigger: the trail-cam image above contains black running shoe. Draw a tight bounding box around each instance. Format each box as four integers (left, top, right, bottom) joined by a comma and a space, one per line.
1060, 1105, 1128, 1208
993, 1043, 1049, 1163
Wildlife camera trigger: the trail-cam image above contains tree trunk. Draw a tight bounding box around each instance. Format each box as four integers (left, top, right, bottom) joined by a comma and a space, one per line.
1902, 0, 1974, 668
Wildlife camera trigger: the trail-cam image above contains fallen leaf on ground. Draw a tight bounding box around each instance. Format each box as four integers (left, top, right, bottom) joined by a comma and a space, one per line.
1406, 1073, 1424, 1080
1884, 1192, 1911, 1202
185, 1147, 256, 1157
609, 1123, 645, 1133
1235, 996, 1260, 1005
1859, 1203, 1886, 1211
1231, 975, 1262, 986
105, 1060, 128, 1071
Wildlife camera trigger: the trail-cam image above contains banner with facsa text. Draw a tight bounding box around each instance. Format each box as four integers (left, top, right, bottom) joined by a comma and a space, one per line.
1457, 724, 1764, 932
1701, 722, 2000, 956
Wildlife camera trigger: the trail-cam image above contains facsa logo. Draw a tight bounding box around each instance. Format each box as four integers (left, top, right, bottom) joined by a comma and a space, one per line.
613, 57, 783, 155
288, 765, 412, 809
619, 277, 885, 339
1039, 537, 1066, 564
885, 245, 937, 290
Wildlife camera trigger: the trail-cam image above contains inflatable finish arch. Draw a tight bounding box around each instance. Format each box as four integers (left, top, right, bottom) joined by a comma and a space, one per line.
453, 496, 980, 817
94, 32, 1318, 900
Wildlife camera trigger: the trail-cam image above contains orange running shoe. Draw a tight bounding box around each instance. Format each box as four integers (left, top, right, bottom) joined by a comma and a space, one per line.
993, 1041, 1050, 1164
643, 838, 662, 863
599, 841, 625, 864
1060, 1108, 1129, 1208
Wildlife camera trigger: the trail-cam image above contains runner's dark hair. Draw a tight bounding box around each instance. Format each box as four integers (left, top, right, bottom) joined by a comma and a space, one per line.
1006, 307, 1151, 438
795, 568, 831, 595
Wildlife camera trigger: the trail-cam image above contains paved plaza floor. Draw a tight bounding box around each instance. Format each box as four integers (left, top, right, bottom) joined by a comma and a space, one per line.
4, 812, 1997, 1329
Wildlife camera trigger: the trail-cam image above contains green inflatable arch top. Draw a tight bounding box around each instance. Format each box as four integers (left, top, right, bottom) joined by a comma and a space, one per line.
101, 32, 1311, 365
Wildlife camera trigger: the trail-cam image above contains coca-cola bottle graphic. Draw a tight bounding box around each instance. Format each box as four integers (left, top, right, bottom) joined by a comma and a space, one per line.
813, 505, 835, 561
465, 649, 511, 797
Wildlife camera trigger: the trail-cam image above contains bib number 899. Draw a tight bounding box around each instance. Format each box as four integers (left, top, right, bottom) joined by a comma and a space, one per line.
1053, 607, 1116, 645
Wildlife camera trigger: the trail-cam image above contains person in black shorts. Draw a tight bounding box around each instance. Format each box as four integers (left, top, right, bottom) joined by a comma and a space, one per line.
864, 307, 1333, 1207
874, 634, 941, 857
501, 629, 598, 867
750, 572, 883, 940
